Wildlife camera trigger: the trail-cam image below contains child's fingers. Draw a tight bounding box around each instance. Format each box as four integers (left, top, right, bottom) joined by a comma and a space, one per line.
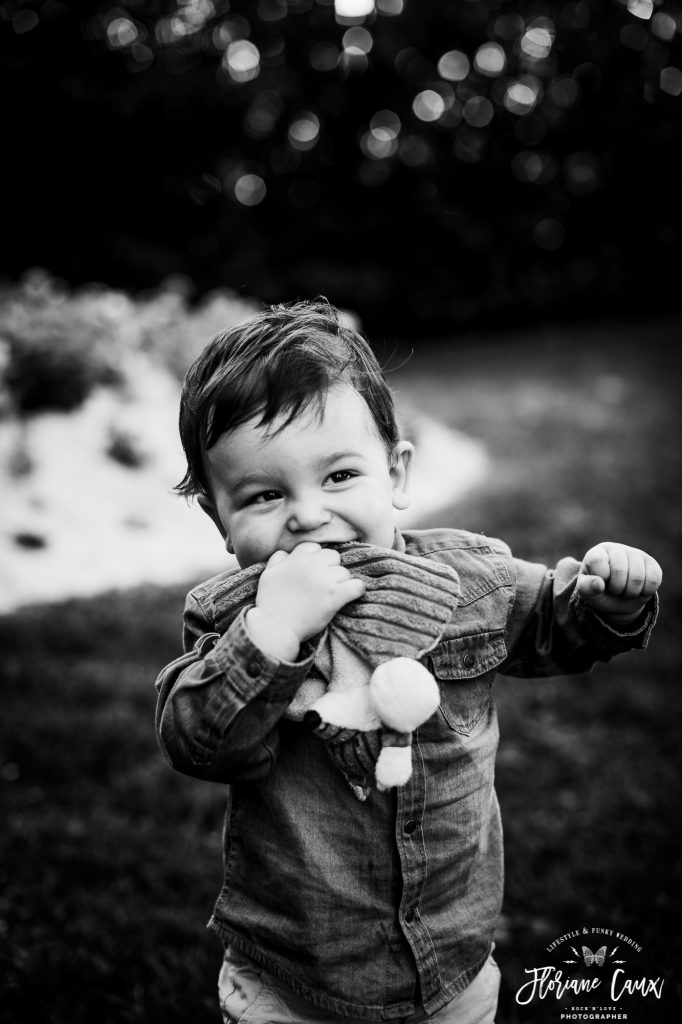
579, 544, 662, 602
339, 576, 365, 603
581, 542, 631, 594
620, 549, 647, 599
580, 543, 611, 582
575, 573, 606, 600
330, 564, 364, 593
642, 554, 663, 596
602, 544, 630, 594
288, 541, 322, 558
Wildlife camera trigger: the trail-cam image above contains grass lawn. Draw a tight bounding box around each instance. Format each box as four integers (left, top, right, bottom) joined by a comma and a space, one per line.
2, 315, 681, 1023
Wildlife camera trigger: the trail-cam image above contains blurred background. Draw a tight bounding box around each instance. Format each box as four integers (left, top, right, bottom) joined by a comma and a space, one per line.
1, 1, 681, 1022
2, 0, 682, 334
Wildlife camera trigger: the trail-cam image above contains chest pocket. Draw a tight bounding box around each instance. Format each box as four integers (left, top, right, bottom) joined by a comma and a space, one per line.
429, 631, 507, 735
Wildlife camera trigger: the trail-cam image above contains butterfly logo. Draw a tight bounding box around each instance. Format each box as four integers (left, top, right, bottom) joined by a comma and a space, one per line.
564, 944, 627, 967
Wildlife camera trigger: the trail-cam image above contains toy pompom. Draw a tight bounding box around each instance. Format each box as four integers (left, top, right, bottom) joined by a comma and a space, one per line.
375, 744, 413, 790
309, 686, 381, 730
370, 657, 440, 732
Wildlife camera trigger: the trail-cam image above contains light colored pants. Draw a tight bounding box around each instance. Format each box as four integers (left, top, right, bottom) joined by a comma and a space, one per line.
218, 947, 499, 1024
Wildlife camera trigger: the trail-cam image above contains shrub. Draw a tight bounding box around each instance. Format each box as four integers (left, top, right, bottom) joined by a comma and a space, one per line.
0, 271, 124, 415
0, 270, 258, 418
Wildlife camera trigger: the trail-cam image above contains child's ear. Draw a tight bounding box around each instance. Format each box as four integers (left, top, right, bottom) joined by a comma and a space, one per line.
197, 495, 234, 553
390, 440, 414, 511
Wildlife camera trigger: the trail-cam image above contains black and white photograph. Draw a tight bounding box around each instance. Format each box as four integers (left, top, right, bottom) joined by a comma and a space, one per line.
1, 2, 680, 1022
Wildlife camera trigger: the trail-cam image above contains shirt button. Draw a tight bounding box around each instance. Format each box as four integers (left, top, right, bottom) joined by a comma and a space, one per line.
245, 659, 261, 677
403, 818, 418, 835
462, 651, 476, 669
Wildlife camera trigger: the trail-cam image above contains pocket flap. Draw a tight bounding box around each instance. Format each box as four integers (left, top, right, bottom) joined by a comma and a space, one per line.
429, 631, 507, 680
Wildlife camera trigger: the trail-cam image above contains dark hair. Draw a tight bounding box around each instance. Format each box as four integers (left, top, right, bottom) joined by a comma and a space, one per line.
175, 298, 400, 499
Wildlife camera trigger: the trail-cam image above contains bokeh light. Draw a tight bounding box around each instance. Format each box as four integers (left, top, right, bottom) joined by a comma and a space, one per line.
234, 173, 267, 206
244, 92, 284, 139
169, 0, 215, 38
504, 77, 542, 115
564, 151, 600, 195
342, 27, 373, 53
660, 66, 682, 96
520, 20, 555, 61
12, 8, 39, 33
377, 0, 404, 13
340, 47, 369, 73
106, 17, 139, 49
437, 50, 470, 82
398, 135, 432, 166
511, 150, 556, 184
257, 1, 287, 23
335, 0, 375, 18
361, 108, 401, 158
627, 0, 654, 20
534, 217, 565, 250
288, 111, 321, 151
652, 12, 677, 41
463, 96, 494, 128
413, 89, 446, 122
474, 42, 506, 77
212, 16, 251, 48
223, 40, 261, 83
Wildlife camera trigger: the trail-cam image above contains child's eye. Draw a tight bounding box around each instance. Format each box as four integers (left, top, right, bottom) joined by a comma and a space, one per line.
247, 490, 281, 505
327, 470, 356, 485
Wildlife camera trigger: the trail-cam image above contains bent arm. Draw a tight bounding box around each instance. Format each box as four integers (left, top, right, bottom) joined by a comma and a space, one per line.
155, 596, 318, 783
503, 555, 658, 677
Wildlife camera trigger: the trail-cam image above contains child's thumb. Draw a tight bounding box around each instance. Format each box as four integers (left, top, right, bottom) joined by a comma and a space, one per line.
576, 573, 606, 599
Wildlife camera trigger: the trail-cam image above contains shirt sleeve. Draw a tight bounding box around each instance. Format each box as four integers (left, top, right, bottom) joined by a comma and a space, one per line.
501, 554, 658, 677
155, 593, 319, 783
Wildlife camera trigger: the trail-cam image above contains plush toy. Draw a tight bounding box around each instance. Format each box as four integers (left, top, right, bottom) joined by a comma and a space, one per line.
209, 543, 460, 800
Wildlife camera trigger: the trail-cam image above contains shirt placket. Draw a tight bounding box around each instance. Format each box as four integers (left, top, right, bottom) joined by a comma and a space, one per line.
394, 733, 440, 1004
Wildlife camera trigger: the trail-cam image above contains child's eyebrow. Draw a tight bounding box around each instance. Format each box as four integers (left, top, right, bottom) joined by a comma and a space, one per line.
320, 450, 366, 466
231, 471, 273, 491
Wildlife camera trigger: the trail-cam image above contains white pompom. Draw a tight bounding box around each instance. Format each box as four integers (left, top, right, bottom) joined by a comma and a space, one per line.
375, 744, 413, 790
310, 687, 381, 730
369, 658, 440, 732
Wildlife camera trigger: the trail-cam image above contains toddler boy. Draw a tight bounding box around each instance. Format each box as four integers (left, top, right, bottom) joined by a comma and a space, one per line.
155, 300, 661, 1024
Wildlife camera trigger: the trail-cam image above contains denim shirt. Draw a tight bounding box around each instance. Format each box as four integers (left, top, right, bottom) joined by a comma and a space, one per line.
155, 528, 657, 1021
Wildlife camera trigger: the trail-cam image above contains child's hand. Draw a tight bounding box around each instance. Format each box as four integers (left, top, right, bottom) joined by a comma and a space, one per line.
575, 542, 662, 624
247, 542, 366, 659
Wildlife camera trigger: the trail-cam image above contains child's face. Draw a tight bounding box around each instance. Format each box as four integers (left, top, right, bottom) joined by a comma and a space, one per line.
201, 384, 413, 568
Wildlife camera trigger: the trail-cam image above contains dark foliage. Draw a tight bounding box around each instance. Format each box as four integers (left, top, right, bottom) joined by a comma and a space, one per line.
2, 0, 682, 334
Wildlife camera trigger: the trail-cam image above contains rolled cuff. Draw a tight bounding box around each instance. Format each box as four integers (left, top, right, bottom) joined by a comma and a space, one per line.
571, 591, 659, 654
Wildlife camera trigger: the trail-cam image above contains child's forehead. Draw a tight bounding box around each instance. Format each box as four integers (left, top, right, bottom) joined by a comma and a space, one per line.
254, 382, 373, 437
206, 384, 381, 473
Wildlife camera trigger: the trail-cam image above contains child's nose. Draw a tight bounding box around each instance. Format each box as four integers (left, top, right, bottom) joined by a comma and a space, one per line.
286, 495, 332, 532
